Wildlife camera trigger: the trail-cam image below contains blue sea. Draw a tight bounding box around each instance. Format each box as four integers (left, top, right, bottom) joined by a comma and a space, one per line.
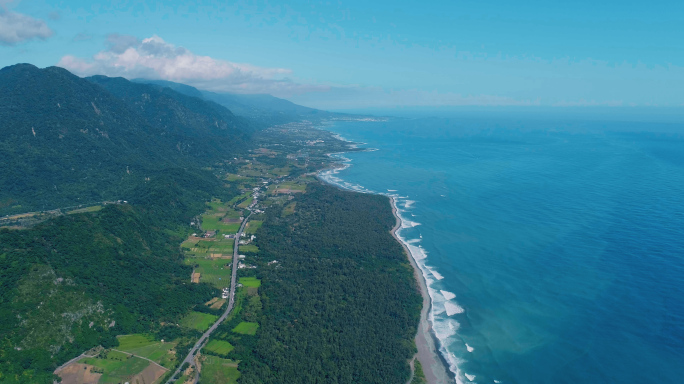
318, 115, 684, 384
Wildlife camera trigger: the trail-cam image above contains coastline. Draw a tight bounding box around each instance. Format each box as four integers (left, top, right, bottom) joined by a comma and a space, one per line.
318, 126, 454, 383
390, 197, 454, 384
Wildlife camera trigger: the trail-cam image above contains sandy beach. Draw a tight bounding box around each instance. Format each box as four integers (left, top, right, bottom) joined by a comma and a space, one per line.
390, 197, 454, 384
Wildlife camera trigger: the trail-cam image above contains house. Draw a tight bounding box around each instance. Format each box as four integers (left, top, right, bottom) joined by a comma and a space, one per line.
204, 230, 216, 238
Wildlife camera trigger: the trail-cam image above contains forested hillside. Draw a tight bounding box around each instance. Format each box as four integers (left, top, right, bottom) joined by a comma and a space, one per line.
0, 168, 233, 384
0, 64, 251, 215
237, 183, 422, 384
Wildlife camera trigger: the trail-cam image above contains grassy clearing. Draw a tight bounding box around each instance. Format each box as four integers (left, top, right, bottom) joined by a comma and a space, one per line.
67, 205, 103, 214
116, 334, 177, 368
186, 258, 232, 288
232, 322, 259, 335
204, 339, 234, 356
200, 356, 240, 384
282, 202, 296, 216
180, 311, 218, 332
244, 220, 262, 234
237, 196, 254, 209
228, 192, 251, 206
238, 244, 259, 253
79, 351, 150, 384
239, 277, 261, 288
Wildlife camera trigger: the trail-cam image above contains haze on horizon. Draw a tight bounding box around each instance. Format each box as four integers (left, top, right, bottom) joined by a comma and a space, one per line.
1, 0, 683, 111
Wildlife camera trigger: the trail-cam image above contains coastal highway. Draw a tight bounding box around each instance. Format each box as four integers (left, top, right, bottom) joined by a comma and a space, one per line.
165, 209, 252, 384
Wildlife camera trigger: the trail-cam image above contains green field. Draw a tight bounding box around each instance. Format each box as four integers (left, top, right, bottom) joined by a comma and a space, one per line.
116, 334, 177, 368
239, 277, 261, 288
180, 311, 218, 332
232, 322, 259, 335
282, 202, 296, 216
238, 244, 259, 253
237, 196, 254, 209
204, 339, 234, 356
67, 205, 103, 214
228, 192, 251, 206
200, 356, 241, 384
79, 350, 150, 384
244, 220, 262, 234
186, 257, 232, 288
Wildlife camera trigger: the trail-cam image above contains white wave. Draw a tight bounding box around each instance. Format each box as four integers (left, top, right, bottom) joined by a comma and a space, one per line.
494, 380, 502, 383
387, 189, 397, 192
319, 153, 470, 384
440, 290, 457, 300
465, 373, 476, 381
466, 343, 474, 352
445, 302, 465, 316
429, 268, 444, 280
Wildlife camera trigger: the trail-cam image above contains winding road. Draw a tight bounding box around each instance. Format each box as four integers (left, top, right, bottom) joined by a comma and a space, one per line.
165, 209, 252, 384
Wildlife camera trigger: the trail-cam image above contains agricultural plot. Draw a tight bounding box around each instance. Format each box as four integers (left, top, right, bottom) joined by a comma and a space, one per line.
183, 239, 234, 258
199, 356, 240, 384
186, 257, 232, 288
116, 334, 177, 368
228, 192, 251, 206
239, 277, 261, 288
67, 205, 103, 214
232, 322, 259, 335
180, 311, 218, 332
271, 182, 306, 194
204, 339, 234, 356
79, 350, 151, 384
237, 196, 254, 209
244, 220, 262, 234
282, 202, 296, 216
238, 244, 259, 253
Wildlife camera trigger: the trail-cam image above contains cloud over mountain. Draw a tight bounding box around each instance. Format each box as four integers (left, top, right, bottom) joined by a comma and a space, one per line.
0, 8, 53, 45
58, 35, 328, 96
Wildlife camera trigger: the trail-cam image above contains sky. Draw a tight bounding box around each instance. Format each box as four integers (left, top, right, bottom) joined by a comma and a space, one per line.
1, 0, 683, 110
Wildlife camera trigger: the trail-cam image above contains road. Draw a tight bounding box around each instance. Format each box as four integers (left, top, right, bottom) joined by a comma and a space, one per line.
165, 209, 252, 384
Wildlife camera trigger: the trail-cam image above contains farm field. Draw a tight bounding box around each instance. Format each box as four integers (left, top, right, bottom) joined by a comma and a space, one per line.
199, 356, 240, 384
238, 244, 259, 253
244, 220, 262, 234
186, 257, 232, 288
116, 334, 177, 368
204, 339, 234, 356
237, 196, 254, 209
67, 205, 104, 214
239, 277, 261, 288
232, 322, 259, 335
180, 311, 218, 332
79, 350, 153, 384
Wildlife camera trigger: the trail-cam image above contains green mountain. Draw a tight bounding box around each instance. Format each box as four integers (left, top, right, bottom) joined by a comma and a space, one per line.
0, 64, 251, 215
132, 78, 336, 125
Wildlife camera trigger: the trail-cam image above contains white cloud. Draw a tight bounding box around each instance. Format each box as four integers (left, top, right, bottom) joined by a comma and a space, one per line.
58, 35, 328, 96
0, 9, 53, 45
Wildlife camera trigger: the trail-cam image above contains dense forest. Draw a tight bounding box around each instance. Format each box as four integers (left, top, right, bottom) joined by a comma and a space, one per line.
235, 183, 422, 384
0, 169, 234, 384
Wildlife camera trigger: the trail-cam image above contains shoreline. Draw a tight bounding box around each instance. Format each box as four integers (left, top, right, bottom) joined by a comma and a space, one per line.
390, 197, 454, 384
319, 126, 454, 383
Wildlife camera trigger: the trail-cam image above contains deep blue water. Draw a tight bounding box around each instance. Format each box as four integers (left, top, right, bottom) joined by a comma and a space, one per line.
319, 116, 684, 384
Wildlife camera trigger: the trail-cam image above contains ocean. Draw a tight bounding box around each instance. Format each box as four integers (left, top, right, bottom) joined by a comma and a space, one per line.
318, 115, 684, 384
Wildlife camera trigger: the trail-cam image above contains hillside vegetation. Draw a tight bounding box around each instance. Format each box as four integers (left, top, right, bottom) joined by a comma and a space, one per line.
0, 64, 251, 215
0, 169, 234, 384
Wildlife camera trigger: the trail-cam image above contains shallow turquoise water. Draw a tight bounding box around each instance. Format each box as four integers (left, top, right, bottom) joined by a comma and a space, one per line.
320, 116, 684, 384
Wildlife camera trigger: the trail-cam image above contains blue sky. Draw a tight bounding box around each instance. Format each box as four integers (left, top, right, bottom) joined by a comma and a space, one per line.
1, 0, 683, 109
